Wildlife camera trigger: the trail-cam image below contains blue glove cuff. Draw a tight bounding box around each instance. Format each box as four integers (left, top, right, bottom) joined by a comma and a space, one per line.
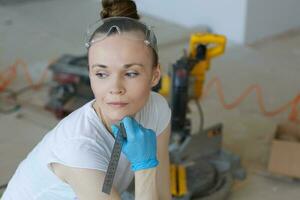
131, 159, 159, 171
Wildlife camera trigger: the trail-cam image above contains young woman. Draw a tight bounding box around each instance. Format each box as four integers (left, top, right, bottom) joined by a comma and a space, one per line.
2, 0, 171, 199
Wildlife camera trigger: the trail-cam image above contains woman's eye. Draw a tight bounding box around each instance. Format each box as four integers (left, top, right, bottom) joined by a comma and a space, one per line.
96, 72, 108, 79
126, 72, 139, 78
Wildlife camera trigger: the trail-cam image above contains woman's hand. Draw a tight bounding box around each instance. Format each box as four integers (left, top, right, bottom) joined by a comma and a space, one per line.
111, 116, 159, 171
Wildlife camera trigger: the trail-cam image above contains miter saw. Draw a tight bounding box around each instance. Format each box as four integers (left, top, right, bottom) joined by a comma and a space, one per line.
156, 33, 246, 200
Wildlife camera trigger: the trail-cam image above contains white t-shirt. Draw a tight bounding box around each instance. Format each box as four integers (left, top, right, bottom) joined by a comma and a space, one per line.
2, 91, 171, 200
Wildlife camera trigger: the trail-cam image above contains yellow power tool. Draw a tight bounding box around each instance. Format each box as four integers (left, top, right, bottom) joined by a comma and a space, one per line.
158, 33, 227, 199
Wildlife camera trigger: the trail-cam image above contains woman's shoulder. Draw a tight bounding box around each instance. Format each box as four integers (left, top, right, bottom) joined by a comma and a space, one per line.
150, 91, 169, 106
47, 101, 112, 170
147, 91, 171, 115
136, 92, 171, 135
52, 99, 103, 140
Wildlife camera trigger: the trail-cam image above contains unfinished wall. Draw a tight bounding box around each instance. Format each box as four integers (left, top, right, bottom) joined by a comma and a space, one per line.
136, 0, 248, 44
245, 0, 300, 44
137, 0, 300, 44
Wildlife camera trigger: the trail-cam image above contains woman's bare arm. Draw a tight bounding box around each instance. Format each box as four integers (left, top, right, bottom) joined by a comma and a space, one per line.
50, 163, 121, 200
156, 123, 172, 200
51, 162, 162, 200
135, 168, 158, 200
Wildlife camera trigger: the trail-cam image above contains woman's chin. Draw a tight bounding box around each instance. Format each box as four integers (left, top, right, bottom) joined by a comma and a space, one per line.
110, 113, 135, 123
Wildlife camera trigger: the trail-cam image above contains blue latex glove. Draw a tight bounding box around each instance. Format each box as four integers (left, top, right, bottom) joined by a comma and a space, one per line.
111, 116, 159, 171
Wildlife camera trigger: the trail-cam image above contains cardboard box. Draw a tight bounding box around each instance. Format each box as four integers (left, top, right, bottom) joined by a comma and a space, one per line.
268, 122, 300, 178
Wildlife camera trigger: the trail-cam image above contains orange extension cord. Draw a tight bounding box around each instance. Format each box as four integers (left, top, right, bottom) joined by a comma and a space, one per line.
201, 76, 300, 124
0, 59, 52, 92
0, 59, 299, 124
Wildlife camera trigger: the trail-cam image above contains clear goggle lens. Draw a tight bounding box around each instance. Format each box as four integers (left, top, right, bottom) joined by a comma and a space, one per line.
85, 17, 157, 52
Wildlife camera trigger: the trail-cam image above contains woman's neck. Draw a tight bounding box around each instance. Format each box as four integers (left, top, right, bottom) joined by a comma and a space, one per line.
92, 102, 113, 134
92, 101, 137, 135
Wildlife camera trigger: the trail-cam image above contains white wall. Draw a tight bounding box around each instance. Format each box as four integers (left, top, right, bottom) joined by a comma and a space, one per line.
137, 0, 300, 44
245, 0, 300, 44
136, 0, 248, 44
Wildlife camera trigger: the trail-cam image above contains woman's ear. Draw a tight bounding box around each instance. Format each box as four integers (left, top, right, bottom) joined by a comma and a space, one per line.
151, 64, 161, 88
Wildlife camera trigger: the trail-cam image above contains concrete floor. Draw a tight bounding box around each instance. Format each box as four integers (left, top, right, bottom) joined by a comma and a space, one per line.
1, 0, 300, 199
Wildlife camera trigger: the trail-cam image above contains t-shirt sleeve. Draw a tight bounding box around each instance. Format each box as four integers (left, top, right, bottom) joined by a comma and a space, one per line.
48, 138, 109, 172
153, 92, 172, 136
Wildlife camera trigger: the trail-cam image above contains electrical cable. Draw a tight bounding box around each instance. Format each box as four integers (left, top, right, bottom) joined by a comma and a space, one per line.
0, 81, 53, 114
201, 76, 300, 124
0, 89, 20, 114
194, 98, 205, 134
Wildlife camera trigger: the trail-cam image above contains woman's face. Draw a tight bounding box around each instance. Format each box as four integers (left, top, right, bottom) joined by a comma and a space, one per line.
88, 33, 160, 127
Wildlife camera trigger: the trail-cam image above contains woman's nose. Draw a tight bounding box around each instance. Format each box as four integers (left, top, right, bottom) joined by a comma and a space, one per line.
109, 78, 125, 95
110, 88, 125, 95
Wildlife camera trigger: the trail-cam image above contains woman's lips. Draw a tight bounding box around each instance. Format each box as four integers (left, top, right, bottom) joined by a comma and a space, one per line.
107, 102, 128, 108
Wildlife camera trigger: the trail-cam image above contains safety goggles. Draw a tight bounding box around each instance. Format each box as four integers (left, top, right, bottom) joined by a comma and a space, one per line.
85, 17, 158, 52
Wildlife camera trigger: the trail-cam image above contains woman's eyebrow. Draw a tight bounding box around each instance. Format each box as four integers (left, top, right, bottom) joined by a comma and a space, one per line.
92, 63, 144, 69
123, 63, 145, 68
92, 64, 107, 68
